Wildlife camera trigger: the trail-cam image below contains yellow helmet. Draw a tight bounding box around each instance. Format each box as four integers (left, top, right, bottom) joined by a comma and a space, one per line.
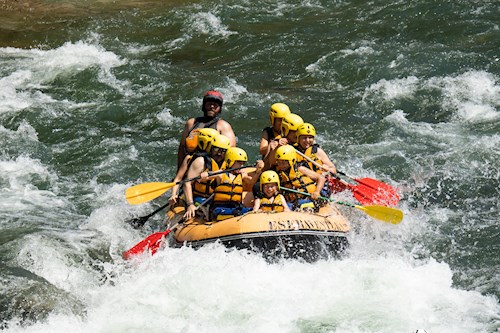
260, 170, 280, 191
208, 134, 231, 151
296, 123, 316, 138
275, 144, 297, 166
197, 128, 220, 152
281, 113, 304, 137
269, 103, 291, 125
225, 147, 248, 168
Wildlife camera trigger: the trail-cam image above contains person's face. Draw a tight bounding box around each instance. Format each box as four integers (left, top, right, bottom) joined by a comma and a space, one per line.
276, 159, 290, 171
231, 161, 245, 172
287, 130, 297, 144
211, 146, 227, 163
298, 135, 314, 149
204, 100, 221, 117
263, 183, 278, 197
273, 118, 283, 131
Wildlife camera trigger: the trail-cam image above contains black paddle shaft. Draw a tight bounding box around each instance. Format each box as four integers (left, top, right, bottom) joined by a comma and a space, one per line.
128, 201, 170, 229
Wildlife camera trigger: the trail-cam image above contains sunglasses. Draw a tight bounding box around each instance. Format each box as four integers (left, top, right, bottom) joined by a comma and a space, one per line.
204, 99, 221, 106
211, 147, 227, 154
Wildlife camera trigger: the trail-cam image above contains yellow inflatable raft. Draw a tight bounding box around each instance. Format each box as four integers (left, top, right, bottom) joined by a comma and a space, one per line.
167, 205, 350, 262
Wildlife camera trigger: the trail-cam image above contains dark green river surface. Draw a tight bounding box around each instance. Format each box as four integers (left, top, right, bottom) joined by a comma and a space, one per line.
0, 0, 498, 332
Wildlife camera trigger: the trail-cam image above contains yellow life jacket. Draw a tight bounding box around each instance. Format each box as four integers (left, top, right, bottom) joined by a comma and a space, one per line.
213, 173, 243, 204
277, 166, 316, 202
295, 144, 323, 174
260, 194, 285, 212
191, 154, 220, 197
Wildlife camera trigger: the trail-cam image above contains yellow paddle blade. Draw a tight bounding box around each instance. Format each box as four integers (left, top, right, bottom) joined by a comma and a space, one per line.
125, 182, 175, 205
355, 205, 403, 224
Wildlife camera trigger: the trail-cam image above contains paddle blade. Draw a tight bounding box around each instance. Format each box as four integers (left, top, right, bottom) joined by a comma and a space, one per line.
355, 205, 403, 224
125, 182, 175, 205
350, 178, 400, 206
127, 216, 149, 229
123, 230, 172, 259
327, 177, 350, 194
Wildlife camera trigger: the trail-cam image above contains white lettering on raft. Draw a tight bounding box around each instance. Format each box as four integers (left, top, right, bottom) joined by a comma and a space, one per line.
267, 218, 344, 231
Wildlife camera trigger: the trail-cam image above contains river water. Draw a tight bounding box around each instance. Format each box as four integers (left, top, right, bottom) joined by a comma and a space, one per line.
0, 0, 499, 332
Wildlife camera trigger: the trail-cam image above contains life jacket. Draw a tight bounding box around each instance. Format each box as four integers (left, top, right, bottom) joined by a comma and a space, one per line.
185, 116, 220, 153
188, 152, 220, 197
263, 126, 281, 141
260, 193, 285, 212
213, 173, 243, 205
277, 166, 317, 203
295, 143, 323, 174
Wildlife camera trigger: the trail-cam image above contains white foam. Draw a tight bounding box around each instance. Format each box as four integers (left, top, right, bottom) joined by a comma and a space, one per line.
384, 109, 500, 159
156, 107, 184, 128
0, 155, 68, 219
364, 76, 420, 100
187, 12, 236, 38
16, 232, 101, 295
0, 155, 54, 187
305, 53, 344, 91
340, 43, 379, 57
5, 244, 499, 333
429, 71, 499, 122
0, 41, 127, 114
363, 70, 499, 123
0, 120, 39, 141
306, 52, 335, 73
219, 77, 249, 104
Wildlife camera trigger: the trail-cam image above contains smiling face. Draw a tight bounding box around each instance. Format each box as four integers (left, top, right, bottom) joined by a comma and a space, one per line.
263, 182, 278, 197
298, 135, 314, 149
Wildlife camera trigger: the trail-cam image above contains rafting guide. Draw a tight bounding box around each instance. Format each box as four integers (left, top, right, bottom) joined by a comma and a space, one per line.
177, 90, 236, 168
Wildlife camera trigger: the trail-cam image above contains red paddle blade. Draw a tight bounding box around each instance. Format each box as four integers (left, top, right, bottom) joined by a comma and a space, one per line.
327, 177, 350, 193
123, 230, 171, 259
350, 178, 400, 206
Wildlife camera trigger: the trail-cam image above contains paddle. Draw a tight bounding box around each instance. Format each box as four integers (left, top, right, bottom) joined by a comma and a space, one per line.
126, 167, 258, 227
127, 201, 170, 229
294, 149, 400, 206
122, 226, 176, 259
336, 171, 400, 206
125, 164, 254, 205
280, 187, 403, 224
123, 195, 213, 259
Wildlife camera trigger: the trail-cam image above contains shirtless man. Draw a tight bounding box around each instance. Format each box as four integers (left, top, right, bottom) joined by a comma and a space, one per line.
177, 90, 236, 168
